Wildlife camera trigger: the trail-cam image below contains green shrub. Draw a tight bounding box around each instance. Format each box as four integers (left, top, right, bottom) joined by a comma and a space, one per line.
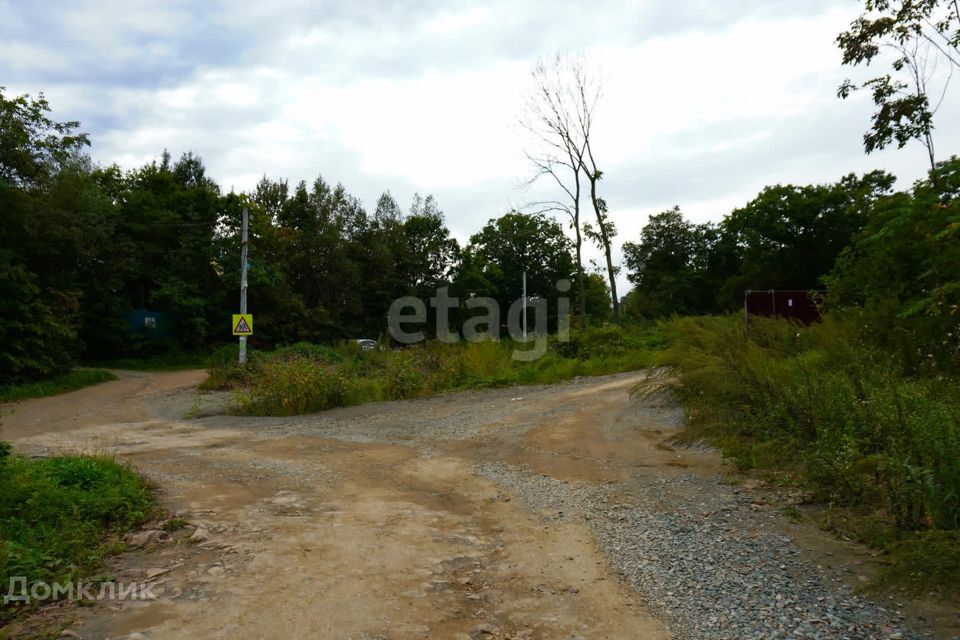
648, 314, 960, 533
162, 517, 189, 532
459, 340, 510, 385
0, 453, 153, 618
237, 356, 357, 416
382, 349, 427, 400
272, 341, 343, 363
201, 344, 261, 390
0, 256, 76, 386
875, 530, 960, 595
0, 369, 116, 403
223, 324, 667, 416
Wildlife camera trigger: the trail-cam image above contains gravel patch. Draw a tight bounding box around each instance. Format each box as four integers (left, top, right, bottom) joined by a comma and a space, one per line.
195, 375, 598, 444
477, 461, 932, 640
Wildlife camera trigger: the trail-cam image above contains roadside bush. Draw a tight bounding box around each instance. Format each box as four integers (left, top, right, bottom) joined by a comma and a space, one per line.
648, 314, 960, 533
458, 339, 511, 385
0, 453, 153, 618
237, 356, 356, 416
0, 255, 76, 386
0, 369, 116, 403
555, 323, 672, 361
223, 323, 668, 416
382, 349, 427, 400
271, 342, 343, 364
200, 344, 261, 390
876, 530, 960, 595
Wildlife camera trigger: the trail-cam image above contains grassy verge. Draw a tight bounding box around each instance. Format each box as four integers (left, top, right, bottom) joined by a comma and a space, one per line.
0, 446, 154, 623
640, 314, 960, 597
202, 325, 668, 416
0, 369, 117, 403
86, 352, 208, 371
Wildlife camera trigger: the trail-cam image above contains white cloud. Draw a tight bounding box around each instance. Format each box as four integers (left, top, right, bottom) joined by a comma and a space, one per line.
3, 0, 959, 297
421, 6, 493, 34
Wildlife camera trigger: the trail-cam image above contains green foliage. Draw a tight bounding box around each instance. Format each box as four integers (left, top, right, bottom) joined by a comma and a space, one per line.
648, 314, 960, 535
238, 355, 355, 416
382, 349, 430, 400
0, 453, 153, 621
623, 206, 719, 317
827, 157, 960, 374
876, 530, 960, 595
201, 344, 260, 390
88, 353, 208, 372
0, 251, 75, 384
162, 518, 189, 532
0, 87, 89, 189
0, 369, 116, 403
721, 172, 894, 294
221, 325, 662, 417
554, 323, 669, 360
836, 0, 959, 161
623, 172, 891, 319
457, 211, 575, 330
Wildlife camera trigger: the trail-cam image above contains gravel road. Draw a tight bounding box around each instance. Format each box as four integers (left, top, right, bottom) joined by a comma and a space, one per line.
2, 370, 954, 639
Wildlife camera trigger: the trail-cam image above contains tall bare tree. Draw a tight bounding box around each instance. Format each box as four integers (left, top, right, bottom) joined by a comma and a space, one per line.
522, 55, 620, 325
521, 55, 589, 324
572, 65, 621, 324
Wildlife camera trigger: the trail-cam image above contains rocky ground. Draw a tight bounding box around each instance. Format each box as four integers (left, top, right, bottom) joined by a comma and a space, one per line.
2, 370, 956, 639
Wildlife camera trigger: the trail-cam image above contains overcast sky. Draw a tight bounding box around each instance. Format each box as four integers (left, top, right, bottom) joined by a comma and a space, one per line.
3, 0, 959, 293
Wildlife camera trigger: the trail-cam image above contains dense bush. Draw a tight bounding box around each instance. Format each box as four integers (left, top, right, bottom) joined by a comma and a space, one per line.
237, 355, 357, 415
647, 315, 960, 535
826, 157, 960, 375
213, 325, 663, 416
0, 252, 76, 385
0, 369, 116, 403
0, 453, 153, 618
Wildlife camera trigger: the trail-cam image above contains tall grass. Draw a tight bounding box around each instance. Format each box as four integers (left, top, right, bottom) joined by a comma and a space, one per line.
642, 314, 960, 593
205, 325, 668, 417
0, 369, 116, 403
648, 315, 960, 528
0, 450, 154, 622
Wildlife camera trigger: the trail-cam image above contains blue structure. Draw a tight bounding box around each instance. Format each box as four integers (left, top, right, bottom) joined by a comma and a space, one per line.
126, 309, 172, 339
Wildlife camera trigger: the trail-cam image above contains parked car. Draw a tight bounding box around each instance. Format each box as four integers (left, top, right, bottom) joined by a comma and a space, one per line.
354, 339, 379, 352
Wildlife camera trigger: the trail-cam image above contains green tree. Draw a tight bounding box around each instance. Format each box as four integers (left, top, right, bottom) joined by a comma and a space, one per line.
580, 271, 612, 324
837, 0, 959, 169
0, 89, 95, 380
352, 192, 412, 337
402, 194, 459, 296
0, 252, 74, 383
0, 88, 89, 189
719, 172, 895, 302
458, 211, 575, 330
827, 156, 960, 372
114, 151, 225, 351
623, 207, 718, 317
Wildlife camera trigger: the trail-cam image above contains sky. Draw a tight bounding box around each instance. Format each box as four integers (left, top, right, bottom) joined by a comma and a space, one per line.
3, 0, 959, 294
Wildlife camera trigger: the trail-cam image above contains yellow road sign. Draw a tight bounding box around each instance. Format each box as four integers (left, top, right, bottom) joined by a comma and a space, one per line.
232, 314, 253, 336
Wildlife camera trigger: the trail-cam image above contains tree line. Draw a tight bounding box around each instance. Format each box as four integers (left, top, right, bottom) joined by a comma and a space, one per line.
3, 83, 958, 384
0, 88, 615, 384
626, 157, 960, 372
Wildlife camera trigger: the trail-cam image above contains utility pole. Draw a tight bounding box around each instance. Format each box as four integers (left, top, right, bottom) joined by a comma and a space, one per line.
239, 206, 249, 365
522, 270, 527, 340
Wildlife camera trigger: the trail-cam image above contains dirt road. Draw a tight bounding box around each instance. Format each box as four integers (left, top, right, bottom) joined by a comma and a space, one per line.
2, 371, 947, 639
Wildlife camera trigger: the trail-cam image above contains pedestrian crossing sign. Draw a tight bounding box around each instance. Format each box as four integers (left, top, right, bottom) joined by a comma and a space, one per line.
232, 314, 253, 336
